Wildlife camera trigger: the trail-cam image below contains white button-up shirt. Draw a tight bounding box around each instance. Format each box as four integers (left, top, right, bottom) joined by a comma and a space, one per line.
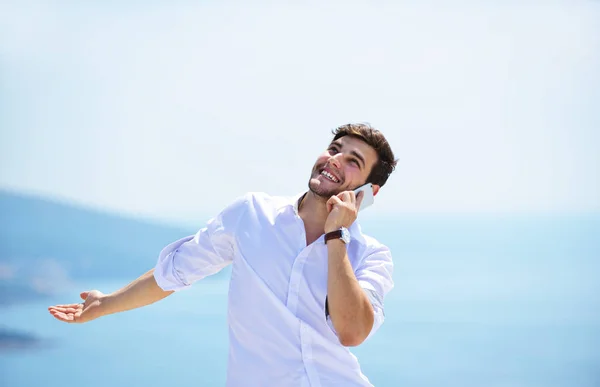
154, 192, 394, 386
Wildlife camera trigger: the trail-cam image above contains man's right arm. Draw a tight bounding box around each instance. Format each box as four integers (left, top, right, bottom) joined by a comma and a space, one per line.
49, 193, 249, 324
101, 269, 172, 316
48, 269, 172, 324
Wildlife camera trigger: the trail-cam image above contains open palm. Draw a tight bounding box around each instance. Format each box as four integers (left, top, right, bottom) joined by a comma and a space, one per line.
48, 290, 105, 323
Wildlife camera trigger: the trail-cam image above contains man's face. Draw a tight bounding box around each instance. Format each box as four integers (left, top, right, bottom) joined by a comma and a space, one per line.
308, 136, 378, 198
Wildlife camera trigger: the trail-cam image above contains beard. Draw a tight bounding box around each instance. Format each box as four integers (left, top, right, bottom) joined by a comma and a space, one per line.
307, 167, 345, 199
308, 180, 339, 198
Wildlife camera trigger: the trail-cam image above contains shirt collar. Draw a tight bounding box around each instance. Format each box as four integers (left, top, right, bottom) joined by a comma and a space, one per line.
291, 191, 306, 216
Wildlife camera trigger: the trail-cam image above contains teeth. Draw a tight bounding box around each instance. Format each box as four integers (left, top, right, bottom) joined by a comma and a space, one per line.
321, 170, 339, 183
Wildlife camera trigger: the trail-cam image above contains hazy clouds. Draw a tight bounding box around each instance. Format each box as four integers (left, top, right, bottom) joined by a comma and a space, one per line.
1, 1, 599, 224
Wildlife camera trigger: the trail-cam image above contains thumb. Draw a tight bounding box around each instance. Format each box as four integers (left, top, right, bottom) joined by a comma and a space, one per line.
80, 291, 90, 301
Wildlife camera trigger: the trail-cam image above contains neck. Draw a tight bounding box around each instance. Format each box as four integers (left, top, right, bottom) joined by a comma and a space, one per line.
297, 190, 330, 237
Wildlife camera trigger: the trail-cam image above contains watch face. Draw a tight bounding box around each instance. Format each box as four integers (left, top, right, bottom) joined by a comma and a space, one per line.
341, 228, 351, 243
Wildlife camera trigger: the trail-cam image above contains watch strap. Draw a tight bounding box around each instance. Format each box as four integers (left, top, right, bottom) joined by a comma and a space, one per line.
324, 229, 343, 243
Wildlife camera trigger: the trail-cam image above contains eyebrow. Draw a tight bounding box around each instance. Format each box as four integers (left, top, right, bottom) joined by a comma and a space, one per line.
330, 141, 366, 169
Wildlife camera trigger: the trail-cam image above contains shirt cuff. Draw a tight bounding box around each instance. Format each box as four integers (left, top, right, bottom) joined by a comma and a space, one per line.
153, 236, 195, 292
358, 280, 385, 339
325, 284, 386, 340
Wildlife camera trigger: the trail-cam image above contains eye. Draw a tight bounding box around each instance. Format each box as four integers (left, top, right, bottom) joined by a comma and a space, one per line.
351, 159, 360, 166
328, 147, 339, 154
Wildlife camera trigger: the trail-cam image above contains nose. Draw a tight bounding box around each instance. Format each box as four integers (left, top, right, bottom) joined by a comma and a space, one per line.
328, 153, 342, 170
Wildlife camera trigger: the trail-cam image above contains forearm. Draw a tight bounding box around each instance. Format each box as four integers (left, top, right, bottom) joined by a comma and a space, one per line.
327, 240, 374, 346
101, 269, 173, 316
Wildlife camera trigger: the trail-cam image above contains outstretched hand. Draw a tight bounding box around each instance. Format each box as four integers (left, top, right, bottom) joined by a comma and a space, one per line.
48, 290, 105, 324
324, 190, 364, 233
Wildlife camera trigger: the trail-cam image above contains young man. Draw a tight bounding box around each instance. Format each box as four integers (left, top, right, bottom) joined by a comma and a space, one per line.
48, 123, 398, 386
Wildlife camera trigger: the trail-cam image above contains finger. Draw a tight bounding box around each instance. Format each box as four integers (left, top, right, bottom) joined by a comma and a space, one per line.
50, 304, 83, 310
49, 306, 81, 313
49, 308, 67, 317
50, 303, 82, 309
356, 190, 364, 209
80, 291, 90, 301
50, 310, 75, 322
337, 191, 353, 203
329, 195, 343, 205
349, 190, 356, 204
327, 195, 343, 212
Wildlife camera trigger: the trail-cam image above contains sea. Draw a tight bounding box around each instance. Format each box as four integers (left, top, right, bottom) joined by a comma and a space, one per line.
1, 215, 599, 386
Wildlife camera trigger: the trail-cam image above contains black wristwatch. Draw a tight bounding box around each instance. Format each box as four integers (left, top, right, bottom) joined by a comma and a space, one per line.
324, 227, 350, 244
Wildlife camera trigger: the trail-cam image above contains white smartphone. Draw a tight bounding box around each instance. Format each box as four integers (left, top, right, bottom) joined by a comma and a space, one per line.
354, 183, 374, 212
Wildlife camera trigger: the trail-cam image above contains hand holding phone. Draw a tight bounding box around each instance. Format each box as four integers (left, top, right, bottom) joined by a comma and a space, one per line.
353, 183, 374, 212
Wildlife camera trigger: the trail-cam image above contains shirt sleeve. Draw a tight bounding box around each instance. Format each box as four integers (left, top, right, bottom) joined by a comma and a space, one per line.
153, 194, 249, 291
355, 245, 394, 339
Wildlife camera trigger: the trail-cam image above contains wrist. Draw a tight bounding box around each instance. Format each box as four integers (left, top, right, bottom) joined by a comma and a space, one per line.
325, 224, 347, 234
99, 293, 114, 316
326, 238, 347, 248
324, 226, 351, 245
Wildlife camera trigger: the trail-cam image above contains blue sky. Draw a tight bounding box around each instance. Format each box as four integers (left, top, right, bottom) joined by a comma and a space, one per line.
1, 1, 599, 225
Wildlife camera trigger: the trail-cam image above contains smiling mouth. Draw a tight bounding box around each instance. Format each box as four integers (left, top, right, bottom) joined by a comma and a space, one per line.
319, 169, 340, 183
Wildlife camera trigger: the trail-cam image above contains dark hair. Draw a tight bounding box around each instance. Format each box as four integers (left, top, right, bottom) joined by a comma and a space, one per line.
332, 123, 397, 187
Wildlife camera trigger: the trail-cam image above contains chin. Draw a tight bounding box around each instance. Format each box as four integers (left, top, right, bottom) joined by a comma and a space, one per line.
308, 179, 342, 198
308, 179, 321, 194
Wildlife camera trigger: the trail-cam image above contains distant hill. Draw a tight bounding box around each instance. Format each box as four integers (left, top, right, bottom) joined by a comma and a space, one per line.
0, 190, 207, 304
0, 327, 44, 351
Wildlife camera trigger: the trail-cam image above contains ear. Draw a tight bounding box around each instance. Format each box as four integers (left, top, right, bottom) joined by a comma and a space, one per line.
372, 184, 381, 196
